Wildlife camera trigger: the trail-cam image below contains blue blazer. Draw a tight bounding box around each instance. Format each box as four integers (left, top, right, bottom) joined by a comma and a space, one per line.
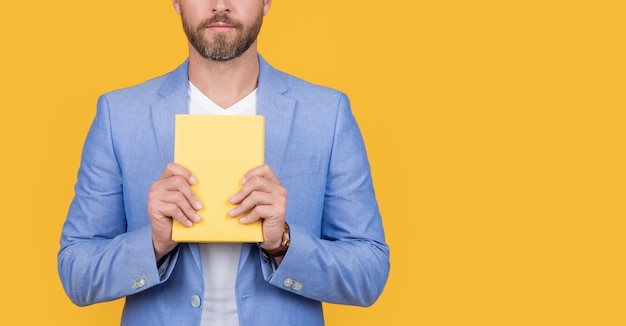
59, 56, 390, 325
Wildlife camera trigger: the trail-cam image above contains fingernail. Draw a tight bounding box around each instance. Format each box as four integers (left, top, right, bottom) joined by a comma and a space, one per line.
194, 201, 202, 210
240, 177, 247, 184
193, 214, 202, 222
184, 220, 193, 227
240, 216, 249, 224
228, 209, 236, 217
189, 176, 197, 184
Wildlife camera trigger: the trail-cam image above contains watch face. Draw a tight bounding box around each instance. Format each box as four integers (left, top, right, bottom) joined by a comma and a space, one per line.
283, 223, 290, 246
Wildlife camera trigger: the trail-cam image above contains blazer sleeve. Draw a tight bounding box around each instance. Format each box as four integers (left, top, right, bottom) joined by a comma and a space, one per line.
262, 93, 390, 306
57, 95, 176, 306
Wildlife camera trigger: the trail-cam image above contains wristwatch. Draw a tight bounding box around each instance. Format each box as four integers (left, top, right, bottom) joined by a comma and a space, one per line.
262, 222, 290, 259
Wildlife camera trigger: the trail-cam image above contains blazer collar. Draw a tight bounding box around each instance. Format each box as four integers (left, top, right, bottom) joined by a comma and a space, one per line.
151, 55, 296, 171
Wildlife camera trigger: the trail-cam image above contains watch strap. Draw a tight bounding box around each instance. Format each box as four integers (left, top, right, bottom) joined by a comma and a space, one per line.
261, 223, 290, 259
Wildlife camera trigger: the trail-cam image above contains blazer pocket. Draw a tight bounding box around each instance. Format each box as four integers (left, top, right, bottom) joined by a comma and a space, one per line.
279, 156, 321, 178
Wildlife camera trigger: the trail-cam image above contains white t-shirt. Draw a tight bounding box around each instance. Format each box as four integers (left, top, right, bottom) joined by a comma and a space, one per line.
188, 81, 257, 326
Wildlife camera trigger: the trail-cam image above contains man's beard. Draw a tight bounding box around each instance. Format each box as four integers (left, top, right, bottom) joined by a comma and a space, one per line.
182, 11, 263, 61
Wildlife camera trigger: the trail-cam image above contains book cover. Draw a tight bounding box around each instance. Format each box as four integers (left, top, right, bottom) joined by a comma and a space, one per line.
172, 114, 264, 242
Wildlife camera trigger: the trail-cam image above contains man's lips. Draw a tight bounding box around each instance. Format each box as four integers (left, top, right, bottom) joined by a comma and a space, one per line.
208, 22, 234, 29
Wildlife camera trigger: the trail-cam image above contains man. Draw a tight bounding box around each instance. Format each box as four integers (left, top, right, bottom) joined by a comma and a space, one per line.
58, 0, 390, 325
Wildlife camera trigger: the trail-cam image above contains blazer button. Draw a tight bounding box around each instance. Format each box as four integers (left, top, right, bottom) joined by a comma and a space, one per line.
283, 278, 294, 288
131, 277, 148, 289
191, 295, 201, 308
291, 281, 303, 291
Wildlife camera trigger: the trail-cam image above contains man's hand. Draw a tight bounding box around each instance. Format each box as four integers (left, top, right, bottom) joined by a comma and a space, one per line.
147, 163, 202, 261
228, 164, 287, 250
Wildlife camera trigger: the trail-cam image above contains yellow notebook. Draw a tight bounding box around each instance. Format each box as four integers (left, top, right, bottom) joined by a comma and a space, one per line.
172, 114, 264, 243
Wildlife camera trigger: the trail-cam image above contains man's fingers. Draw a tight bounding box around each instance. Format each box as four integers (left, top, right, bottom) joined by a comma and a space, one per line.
230, 174, 286, 205
229, 190, 272, 217
229, 189, 286, 227
239, 204, 286, 225
148, 195, 201, 226
161, 191, 202, 223
160, 162, 197, 185
241, 164, 281, 185
152, 173, 203, 210
149, 163, 201, 259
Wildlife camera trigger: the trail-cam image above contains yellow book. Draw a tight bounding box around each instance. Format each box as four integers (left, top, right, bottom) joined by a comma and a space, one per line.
172, 114, 264, 242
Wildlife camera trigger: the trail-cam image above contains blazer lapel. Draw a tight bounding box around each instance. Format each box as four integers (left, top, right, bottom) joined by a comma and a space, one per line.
239, 57, 297, 271
149, 61, 204, 271
257, 56, 297, 176
150, 61, 190, 165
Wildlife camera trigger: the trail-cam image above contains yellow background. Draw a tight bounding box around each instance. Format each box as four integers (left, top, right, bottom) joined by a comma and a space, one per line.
1, 1, 624, 325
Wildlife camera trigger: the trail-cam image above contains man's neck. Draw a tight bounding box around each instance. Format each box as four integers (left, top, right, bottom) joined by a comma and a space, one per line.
187, 48, 260, 109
